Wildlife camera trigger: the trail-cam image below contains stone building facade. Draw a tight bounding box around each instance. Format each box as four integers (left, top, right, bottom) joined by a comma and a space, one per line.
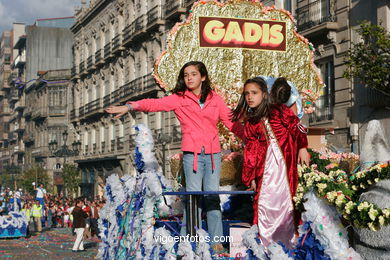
24, 69, 72, 194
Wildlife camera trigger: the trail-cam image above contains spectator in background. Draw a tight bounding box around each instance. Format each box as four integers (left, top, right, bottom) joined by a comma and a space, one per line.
72, 199, 88, 252
34, 183, 47, 226
32, 200, 43, 232
90, 201, 100, 239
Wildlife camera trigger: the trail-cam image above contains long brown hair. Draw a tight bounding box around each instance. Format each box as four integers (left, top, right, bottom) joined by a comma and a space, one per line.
232, 77, 270, 124
270, 77, 291, 105
171, 61, 213, 103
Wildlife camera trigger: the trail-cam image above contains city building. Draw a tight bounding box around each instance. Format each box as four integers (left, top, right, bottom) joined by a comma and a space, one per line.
1, 18, 74, 192
69, 0, 192, 198
25, 69, 72, 194
0, 23, 26, 187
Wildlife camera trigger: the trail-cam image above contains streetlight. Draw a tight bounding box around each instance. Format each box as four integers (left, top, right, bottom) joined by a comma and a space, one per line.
48, 130, 81, 201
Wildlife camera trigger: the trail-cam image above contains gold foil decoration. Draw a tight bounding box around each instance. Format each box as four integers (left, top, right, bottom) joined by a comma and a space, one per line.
154, 0, 324, 110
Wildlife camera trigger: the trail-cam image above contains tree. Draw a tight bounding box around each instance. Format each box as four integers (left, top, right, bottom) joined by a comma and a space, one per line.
21, 165, 51, 194
344, 21, 390, 96
0, 165, 23, 191
62, 163, 81, 196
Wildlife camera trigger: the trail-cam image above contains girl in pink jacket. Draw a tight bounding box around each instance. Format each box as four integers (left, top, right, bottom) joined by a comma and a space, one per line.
105, 61, 243, 251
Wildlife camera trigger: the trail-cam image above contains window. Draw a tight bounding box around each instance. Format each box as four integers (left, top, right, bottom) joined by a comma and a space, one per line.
310, 59, 335, 123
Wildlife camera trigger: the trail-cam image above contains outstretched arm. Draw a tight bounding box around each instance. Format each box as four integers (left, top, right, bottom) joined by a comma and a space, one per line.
105, 94, 180, 118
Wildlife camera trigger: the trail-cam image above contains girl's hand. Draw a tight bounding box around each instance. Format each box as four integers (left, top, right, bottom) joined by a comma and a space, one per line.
298, 148, 310, 166
246, 179, 257, 191
105, 105, 129, 118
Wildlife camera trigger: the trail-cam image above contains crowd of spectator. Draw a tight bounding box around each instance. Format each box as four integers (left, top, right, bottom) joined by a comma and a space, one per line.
0, 184, 105, 251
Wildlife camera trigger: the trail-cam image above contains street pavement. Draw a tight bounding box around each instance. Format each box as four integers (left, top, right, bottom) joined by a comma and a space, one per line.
0, 228, 99, 259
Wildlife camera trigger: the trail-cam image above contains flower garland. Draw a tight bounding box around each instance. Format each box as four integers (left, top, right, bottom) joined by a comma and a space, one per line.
294, 150, 390, 231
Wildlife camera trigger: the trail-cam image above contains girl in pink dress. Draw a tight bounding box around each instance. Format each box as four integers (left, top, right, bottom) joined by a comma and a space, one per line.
232, 77, 308, 249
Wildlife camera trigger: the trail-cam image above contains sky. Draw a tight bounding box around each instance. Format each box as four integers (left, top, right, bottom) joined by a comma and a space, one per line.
0, 0, 82, 34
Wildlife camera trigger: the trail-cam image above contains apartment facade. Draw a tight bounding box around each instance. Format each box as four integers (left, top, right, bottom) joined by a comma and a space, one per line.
70, 0, 188, 198
24, 69, 72, 194
0, 19, 74, 192
0, 24, 26, 184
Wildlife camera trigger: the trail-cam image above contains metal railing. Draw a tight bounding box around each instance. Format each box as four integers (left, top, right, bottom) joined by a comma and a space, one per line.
95, 49, 103, 64
135, 15, 146, 32
296, 0, 336, 31
112, 34, 122, 52
103, 94, 111, 108
110, 139, 116, 151
111, 88, 122, 104
48, 106, 66, 115
104, 43, 111, 59
117, 137, 124, 150
87, 55, 94, 69
147, 5, 162, 26
101, 141, 105, 153
84, 98, 101, 115
70, 108, 76, 120
80, 61, 85, 73
309, 95, 334, 123
79, 105, 85, 117
165, 0, 185, 17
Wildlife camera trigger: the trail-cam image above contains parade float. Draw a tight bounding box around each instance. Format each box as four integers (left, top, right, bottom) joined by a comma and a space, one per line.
0, 211, 28, 238
97, 0, 390, 259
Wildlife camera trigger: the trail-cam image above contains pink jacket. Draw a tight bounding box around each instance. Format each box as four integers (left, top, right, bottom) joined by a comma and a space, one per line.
128, 90, 244, 171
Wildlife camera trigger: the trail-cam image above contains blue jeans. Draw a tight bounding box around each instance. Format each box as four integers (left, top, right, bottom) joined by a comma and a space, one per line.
181, 150, 222, 244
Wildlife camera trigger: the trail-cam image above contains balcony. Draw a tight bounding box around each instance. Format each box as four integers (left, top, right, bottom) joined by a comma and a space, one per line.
121, 73, 158, 100
14, 98, 25, 111
123, 15, 147, 45
23, 133, 34, 144
112, 34, 124, 54
93, 143, 97, 154
23, 107, 32, 118
31, 110, 48, 121
79, 105, 85, 117
1, 82, 10, 90
79, 61, 87, 76
147, 5, 164, 30
71, 66, 79, 79
165, 0, 186, 19
309, 95, 334, 124
111, 88, 122, 104
14, 122, 25, 133
123, 21, 136, 43
49, 106, 66, 115
184, 0, 196, 8
13, 53, 26, 69
70, 108, 77, 121
95, 49, 104, 66
110, 139, 116, 151
84, 145, 89, 155
104, 43, 112, 60
84, 98, 102, 117
129, 134, 137, 148
13, 145, 25, 155
116, 137, 124, 150
172, 124, 182, 143
296, 0, 338, 37
103, 94, 111, 108
7, 72, 17, 86
87, 55, 95, 71
9, 89, 19, 102
101, 141, 106, 153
